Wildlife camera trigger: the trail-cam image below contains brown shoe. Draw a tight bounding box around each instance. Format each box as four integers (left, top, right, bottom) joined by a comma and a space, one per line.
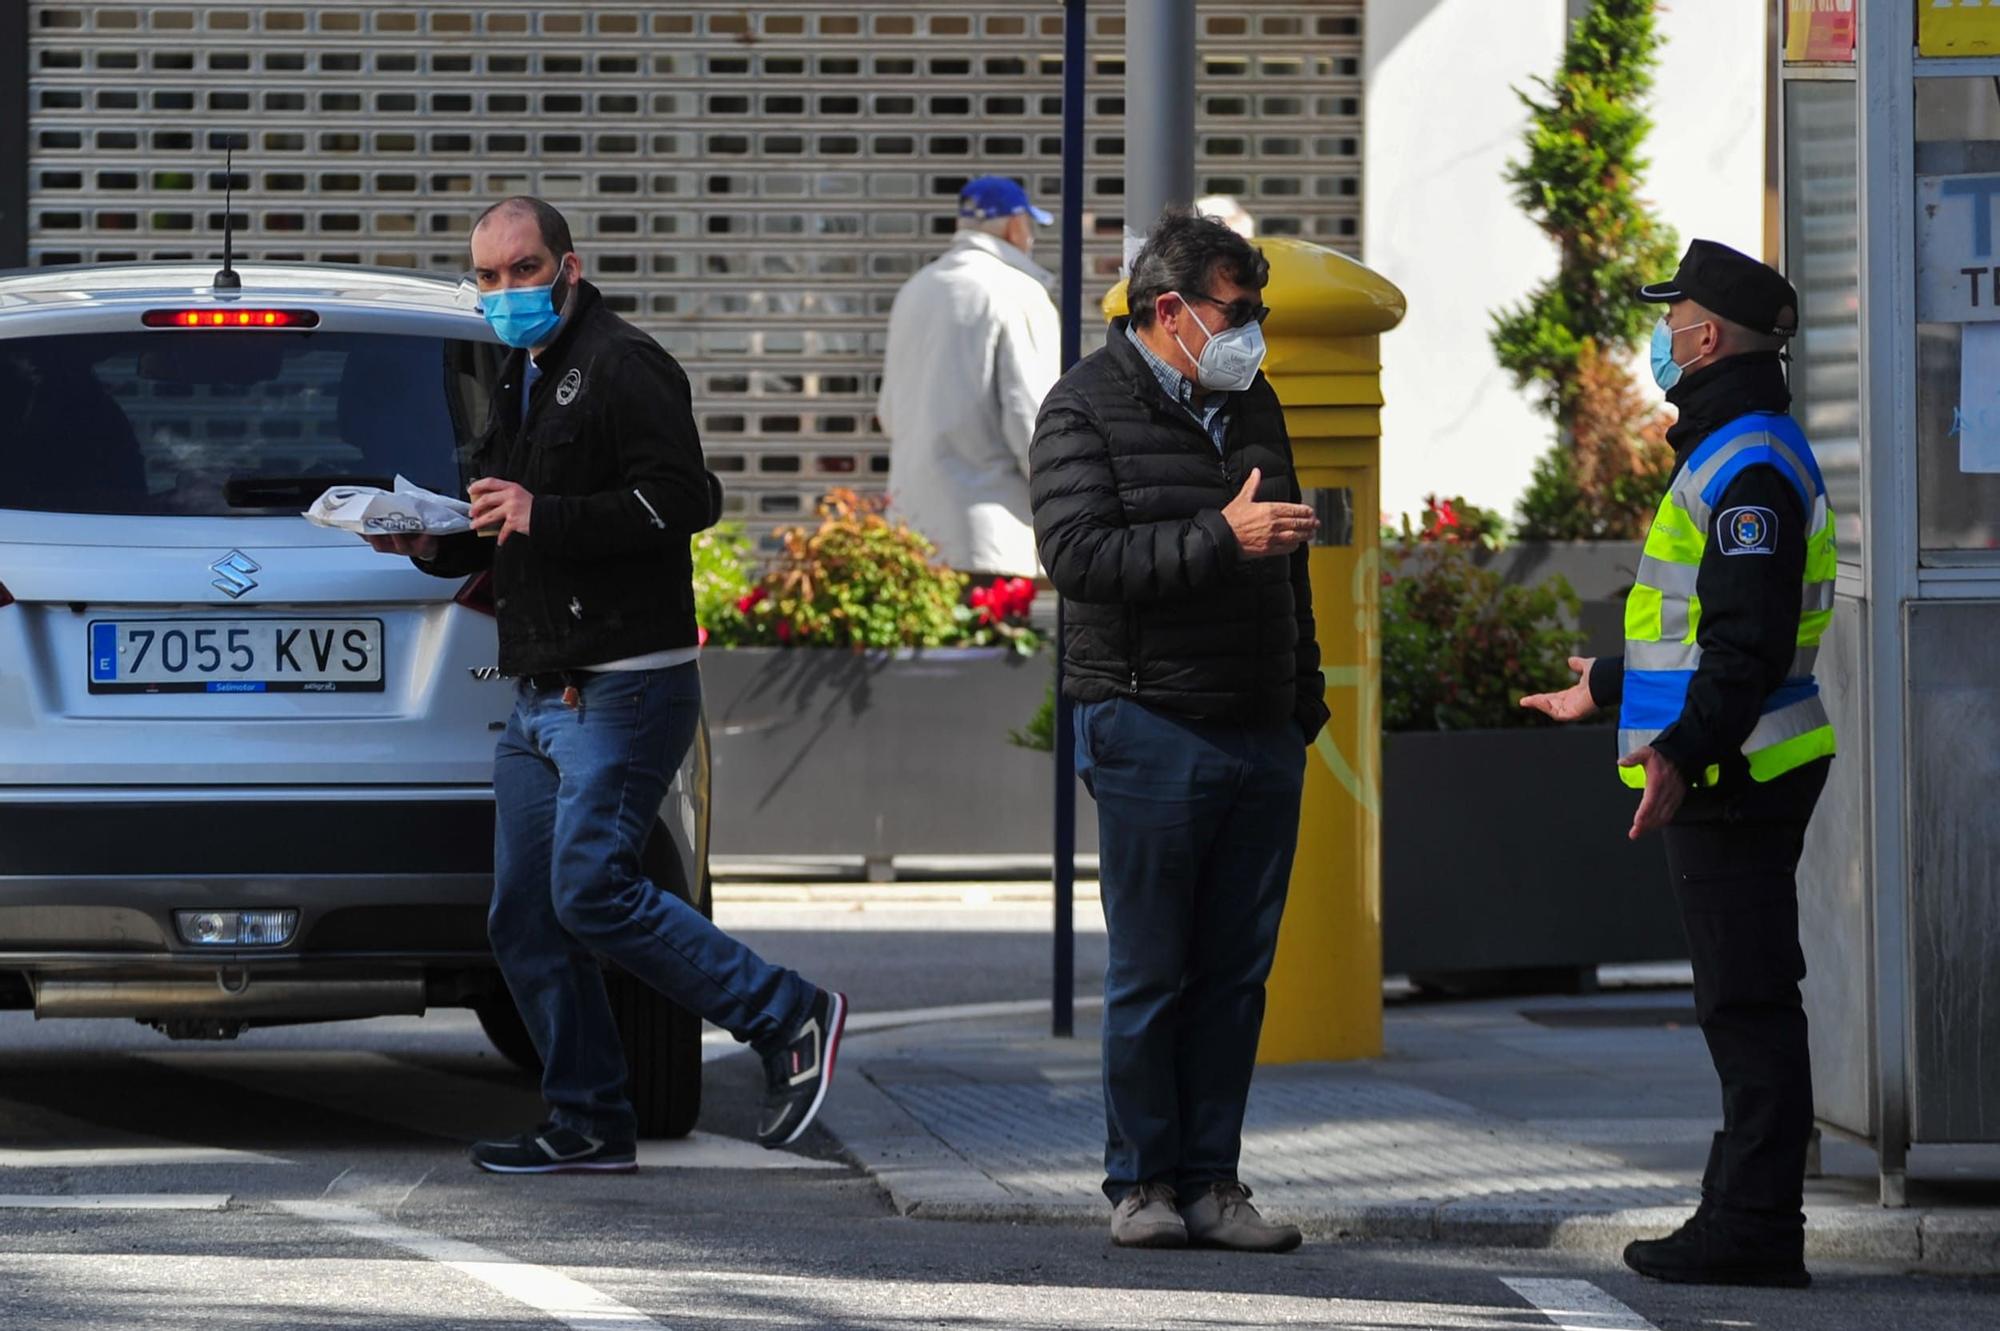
1179, 1182, 1301, 1253
1110, 1182, 1188, 1249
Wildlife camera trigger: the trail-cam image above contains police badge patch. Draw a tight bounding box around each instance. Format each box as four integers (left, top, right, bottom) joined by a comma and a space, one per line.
1717, 504, 1779, 556
555, 367, 583, 405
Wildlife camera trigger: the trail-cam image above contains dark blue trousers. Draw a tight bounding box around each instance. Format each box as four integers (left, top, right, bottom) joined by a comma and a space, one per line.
1075, 696, 1306, 1203
490, 664, 814, 1141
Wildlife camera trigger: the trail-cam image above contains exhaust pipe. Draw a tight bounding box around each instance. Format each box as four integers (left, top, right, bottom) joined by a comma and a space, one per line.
32, 973, 426, 1021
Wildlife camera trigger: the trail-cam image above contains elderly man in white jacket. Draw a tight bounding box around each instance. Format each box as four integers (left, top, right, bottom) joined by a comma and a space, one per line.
878, 177, 1061, 580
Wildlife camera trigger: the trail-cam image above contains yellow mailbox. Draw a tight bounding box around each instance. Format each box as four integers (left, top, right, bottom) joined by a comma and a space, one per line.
1103, 237, 1407, 1063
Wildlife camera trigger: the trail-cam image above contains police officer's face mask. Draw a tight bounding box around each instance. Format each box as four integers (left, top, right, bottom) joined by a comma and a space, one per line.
479, 254, 573, 349
1169, 294, 1267, 393
1649, 317, 1712, 392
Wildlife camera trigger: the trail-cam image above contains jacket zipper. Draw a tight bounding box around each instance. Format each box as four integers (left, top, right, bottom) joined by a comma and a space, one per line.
1126, 606, 1141, 694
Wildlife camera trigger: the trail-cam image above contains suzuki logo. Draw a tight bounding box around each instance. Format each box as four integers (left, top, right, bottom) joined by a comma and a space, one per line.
210, 551, 261, 599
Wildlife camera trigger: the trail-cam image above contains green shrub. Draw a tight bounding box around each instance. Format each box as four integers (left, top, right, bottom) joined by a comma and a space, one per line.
690, 522, 757, 635
1383, 494, 1511, 550
707, 489, 1042, 654
1381, 544, 1585, 732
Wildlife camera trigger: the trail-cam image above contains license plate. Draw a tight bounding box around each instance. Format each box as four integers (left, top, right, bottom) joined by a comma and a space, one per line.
87, 619, 385, 694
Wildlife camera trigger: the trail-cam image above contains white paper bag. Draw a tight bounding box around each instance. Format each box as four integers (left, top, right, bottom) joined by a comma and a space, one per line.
303, 475, 476, 536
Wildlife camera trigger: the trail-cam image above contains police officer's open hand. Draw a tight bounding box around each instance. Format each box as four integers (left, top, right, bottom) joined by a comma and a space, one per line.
1222, 468, 1318, 558
468, 478, 535, 545
1618, 745, 1688, 840
1518, 656, 1597, 723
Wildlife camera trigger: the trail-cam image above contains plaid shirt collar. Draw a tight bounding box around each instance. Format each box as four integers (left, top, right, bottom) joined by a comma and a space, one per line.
1124, 324, 1231, 452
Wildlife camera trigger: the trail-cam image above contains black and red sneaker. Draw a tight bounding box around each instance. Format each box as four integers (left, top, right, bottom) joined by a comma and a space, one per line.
756, 989, 847, 1148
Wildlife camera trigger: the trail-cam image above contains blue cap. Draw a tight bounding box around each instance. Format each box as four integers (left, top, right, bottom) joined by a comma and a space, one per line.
958, 176, 1053, 226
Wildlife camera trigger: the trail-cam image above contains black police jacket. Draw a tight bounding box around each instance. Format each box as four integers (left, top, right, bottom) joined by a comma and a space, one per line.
416, 280, 722, 676
1028, 320, 1328, 740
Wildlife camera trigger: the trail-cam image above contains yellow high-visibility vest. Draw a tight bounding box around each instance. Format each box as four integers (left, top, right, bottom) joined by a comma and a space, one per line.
1619, 412, 1837, 788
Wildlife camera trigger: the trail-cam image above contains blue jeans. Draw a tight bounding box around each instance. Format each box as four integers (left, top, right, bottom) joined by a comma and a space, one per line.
490, 663, 815, 1141
1075, 696, 1307, 1203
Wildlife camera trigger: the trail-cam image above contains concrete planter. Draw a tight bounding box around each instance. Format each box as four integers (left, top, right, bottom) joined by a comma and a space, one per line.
702, 646, 1093, 868
1382, 724, 1686, 984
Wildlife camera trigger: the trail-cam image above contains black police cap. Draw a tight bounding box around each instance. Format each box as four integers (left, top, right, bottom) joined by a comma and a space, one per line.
1638, 240, 1799, 338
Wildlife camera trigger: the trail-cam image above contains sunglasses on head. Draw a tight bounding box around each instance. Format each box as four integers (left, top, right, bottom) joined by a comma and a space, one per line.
1183, 291, 1270, 329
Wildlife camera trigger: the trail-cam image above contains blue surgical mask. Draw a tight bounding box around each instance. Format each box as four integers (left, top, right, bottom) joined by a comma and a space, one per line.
1171, 295, 1267, 392
1649, 317, 1709, 391
479, 265, 570, 349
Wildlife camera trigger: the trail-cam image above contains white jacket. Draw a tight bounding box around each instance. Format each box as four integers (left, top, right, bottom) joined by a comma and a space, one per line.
877, 231, 1060, 577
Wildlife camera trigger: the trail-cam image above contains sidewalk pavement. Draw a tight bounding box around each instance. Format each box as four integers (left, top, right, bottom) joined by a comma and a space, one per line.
821, 987, 2000, 1274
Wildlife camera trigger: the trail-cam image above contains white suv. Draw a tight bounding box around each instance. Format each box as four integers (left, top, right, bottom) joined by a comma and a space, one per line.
0, 261, 710, 1137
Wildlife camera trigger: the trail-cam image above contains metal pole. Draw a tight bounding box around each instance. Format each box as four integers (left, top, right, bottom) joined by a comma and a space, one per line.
1855, 0, 1917, 1210
1052, 0, 1087, 1040
0, 0, 28, 270
1122, 0, 1198, 270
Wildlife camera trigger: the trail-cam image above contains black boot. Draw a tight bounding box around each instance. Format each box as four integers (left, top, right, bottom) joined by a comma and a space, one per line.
1623, 1210, 1809, 1289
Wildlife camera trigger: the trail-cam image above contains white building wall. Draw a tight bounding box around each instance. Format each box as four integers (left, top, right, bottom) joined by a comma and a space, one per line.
1365, 0, 1766, 525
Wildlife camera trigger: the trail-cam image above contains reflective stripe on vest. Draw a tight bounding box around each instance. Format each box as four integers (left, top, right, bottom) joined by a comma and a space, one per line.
1618, 411, 1838, 789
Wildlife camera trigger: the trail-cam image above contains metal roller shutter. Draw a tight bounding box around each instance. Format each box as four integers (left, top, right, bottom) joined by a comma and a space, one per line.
26, 1, 1364, 548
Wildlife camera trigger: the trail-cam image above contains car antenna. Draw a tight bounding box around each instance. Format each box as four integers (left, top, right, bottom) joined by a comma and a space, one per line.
213, 137, 243, 292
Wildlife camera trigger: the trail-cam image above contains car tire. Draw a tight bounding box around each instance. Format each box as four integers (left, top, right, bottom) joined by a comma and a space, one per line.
475, 825, 708, 1138
608, 959, 703, 1140
620, 830, 708, 1140
476, 994, 541, 1073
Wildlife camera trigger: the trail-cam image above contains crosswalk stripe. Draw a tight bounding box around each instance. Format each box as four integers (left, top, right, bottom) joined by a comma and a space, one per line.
0, 1194, 231, 1211
280, 1200, 665, 1330
1502, 1277, 1659, 1331
0, 1146, 288, 1168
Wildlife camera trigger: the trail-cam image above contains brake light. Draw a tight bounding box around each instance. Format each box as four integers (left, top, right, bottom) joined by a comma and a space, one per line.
454, 571, 496, 617
141, 308, 321, 329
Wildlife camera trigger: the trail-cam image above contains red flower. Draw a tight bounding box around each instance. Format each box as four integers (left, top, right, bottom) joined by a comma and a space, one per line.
775, 620, 792, 643
698, 625, 709, 646
736, 586, 768, 614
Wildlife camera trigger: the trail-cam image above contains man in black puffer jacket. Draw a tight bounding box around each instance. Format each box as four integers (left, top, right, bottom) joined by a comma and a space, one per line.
367, 198, 845, 1171
1030, 210, 1327, 1254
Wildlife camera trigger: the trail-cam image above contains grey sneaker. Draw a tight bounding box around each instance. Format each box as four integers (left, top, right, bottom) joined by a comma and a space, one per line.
1110, 1182, 1188, 1249
1179, 1181, 1302, 1253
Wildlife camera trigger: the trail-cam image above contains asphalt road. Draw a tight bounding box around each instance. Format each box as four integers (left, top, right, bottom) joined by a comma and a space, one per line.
0, 897, 1990, 1329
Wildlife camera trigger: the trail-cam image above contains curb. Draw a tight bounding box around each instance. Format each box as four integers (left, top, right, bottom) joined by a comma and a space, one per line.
827, 1080, 2000, 1274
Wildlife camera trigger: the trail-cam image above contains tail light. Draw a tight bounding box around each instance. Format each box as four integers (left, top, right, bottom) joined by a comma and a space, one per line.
454, 571, 496, 617
141, 308, 321, 329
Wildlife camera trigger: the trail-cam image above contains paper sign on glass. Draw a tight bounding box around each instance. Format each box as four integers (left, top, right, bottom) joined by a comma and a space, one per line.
1922, 0, 2000, 57
1785, 0, 1855, 62
1954, 322, 2000, 473
1915, 174, 2000, 323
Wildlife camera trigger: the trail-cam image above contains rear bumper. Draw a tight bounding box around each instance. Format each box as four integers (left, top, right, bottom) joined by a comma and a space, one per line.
0, 872, 494, 962
0, 795, 495, 876
0, 794, 496, 961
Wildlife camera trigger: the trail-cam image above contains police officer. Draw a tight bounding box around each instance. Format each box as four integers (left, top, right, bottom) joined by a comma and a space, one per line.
366, 197, 846, 1170
1520, 240, 1836, 1288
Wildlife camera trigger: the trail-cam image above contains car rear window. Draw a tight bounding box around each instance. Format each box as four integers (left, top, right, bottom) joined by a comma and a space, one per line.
0, 330, 501, 516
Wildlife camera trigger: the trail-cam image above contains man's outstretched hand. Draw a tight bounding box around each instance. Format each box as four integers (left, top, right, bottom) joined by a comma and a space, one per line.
1519, 656, 1598, 723
1222, 468, 1318, 559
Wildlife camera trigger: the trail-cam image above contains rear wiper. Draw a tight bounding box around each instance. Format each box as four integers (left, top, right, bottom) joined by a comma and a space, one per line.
224, 475, 394, 508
